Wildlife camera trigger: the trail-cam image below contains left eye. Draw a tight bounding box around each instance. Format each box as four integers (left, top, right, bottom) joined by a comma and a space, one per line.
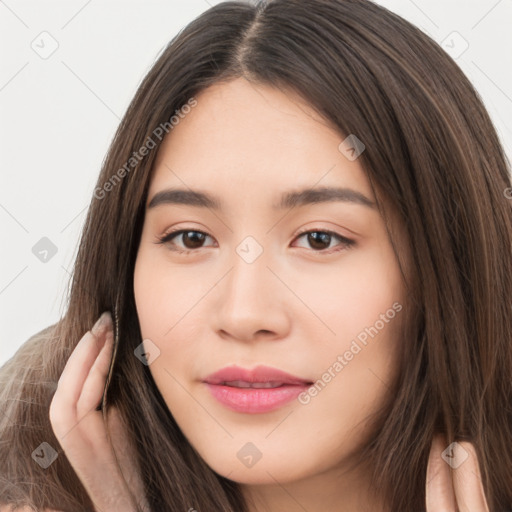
155, 229, 355, 253
293, 230, 355, 252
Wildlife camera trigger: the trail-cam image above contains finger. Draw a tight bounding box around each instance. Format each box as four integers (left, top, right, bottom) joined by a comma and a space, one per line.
58, 312, 112, 405
452, 441, 490, 512
50, 312, 112, 429
426, 434, 457, 511
76, 326, 114, 417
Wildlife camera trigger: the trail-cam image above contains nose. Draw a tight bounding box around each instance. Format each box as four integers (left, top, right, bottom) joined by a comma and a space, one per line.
213, 248, 292, 343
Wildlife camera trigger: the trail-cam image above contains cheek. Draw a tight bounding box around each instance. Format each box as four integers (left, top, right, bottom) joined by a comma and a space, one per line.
133, 250, 207, 384
133, 259, 164, 339
293, 242, 404, 343
133, 249, 202, 338
300, 242, 404, 411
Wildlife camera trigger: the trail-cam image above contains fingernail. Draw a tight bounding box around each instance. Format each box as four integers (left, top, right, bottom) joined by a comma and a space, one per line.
91, 311, 113, 337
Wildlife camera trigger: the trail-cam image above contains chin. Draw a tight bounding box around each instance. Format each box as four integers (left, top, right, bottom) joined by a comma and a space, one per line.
201, 451, 313, 486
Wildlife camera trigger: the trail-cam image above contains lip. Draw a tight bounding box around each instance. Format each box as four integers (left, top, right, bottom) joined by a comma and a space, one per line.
202, 365, 313, 414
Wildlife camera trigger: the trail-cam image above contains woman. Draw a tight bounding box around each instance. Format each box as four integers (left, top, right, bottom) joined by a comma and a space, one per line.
1, 0, 511, 510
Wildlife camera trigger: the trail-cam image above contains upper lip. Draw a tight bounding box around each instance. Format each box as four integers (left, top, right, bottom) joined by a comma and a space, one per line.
203, 365, 313, 386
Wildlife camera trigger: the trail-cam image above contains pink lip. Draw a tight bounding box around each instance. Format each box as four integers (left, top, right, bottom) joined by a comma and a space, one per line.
202, 365, 313, 414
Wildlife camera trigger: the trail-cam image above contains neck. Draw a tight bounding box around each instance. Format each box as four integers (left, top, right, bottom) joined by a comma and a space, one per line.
240, 460, 387, 512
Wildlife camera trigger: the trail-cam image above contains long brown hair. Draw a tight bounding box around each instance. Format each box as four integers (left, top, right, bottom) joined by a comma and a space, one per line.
1, 0, 511, 510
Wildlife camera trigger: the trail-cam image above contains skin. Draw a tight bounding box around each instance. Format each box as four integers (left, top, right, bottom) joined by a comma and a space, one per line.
45, 78, 491, 512
134, 78, 404, 510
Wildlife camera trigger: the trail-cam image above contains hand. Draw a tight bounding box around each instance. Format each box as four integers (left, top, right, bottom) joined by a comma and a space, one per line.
49, 312, 146, 512
426, 433, 490, 511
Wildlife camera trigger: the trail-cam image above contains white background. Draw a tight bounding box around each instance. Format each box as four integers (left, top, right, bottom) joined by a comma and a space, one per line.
1, 0, 511, 366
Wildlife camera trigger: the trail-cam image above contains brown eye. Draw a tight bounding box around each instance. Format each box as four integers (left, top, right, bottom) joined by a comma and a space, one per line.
157, 229, 215, 252
179, 231, 207, 249
293, 230, 355, 252
306, 232, 331, 250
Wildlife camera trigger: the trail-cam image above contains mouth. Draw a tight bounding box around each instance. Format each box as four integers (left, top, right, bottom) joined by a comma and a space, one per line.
202, 365, 314, 414
220, 380, 302, 389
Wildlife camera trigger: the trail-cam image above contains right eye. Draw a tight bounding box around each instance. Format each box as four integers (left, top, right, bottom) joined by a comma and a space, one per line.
155, 229, 217, 253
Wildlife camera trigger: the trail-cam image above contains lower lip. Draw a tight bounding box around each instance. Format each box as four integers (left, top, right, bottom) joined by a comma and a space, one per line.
204, 383, 309, 413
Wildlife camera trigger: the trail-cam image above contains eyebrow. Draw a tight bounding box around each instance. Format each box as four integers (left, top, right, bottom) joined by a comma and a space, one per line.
147, 186, 375, 211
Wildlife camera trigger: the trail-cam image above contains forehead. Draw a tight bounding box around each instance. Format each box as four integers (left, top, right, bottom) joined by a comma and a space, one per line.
148, 77, 373, 203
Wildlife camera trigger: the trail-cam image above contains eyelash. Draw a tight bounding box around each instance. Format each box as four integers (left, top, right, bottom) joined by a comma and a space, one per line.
154, 227, 355, 255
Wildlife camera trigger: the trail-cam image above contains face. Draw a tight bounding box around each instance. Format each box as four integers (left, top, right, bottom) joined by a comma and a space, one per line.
133, 77, 405, 488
